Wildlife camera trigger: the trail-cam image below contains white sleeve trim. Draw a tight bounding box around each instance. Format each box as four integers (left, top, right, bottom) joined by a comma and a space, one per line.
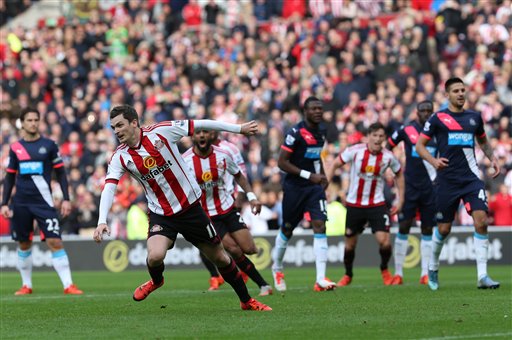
97, 183, 117, 224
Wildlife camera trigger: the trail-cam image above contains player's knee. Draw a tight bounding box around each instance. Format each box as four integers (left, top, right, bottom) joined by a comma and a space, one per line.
18, 241, 32, 251
226, 245, 243, 258
242, 245, 257, 255
421, 225, 433, 236
46, 238, 63, 251
147, 250, 166, 264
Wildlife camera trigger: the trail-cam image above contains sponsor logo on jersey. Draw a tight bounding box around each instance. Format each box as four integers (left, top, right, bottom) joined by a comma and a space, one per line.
411, 145, 437, 158
19, 161, 44, 175
173, 120, 185, 127
38, 147, 47, 154
143, 156, 157, 169
304, 147, 322, 159
469, 118, 476, 126
140, 160, 173, 181
448, 132, 474, 146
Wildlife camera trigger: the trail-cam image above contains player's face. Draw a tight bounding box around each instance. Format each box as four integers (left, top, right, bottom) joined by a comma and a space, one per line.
110, 114, 138, 145
305, 101, 323, 125
446, 82, 466, 110
21, 112, 40, 136
193, 129, 214, 154
417, 106, 433, 125
367, 128, 386, 153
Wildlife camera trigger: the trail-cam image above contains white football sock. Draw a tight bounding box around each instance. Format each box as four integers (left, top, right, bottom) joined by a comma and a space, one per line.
314, 234, 328, 282
17, 249, 33, 288
473, 232, 489, 280
393, 233, 408, 277
429, 228, 446, 271
272, 231, 288, 272
52, 249, 73, 288
420, 234, 432, 276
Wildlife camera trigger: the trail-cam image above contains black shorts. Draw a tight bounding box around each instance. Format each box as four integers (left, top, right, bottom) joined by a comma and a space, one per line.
399, 184, 436, 227
345, 205, 391, 237
282, 182, 327, 231
211, 209, 248, 239
11, 203, 61, 242
148, 202, 221, 248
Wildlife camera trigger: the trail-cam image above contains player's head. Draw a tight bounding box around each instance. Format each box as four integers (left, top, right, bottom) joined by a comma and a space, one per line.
444, 77, 466, 111
303, 96, 323, 125
416, 100, 433, 125
19, 107, 40, 135
367, 122, 386, 153
210, 130, 220, 144
109, 105, 141, 145
192, 129, 214, 154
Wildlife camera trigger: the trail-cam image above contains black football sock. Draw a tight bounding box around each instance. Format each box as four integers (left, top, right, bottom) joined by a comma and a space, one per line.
379, 245, 392, 271
200, 252, 220, 277
344, 249, 355, 277
147, 259, 164, 285
235, 255, 269, 288
218, 258, 251, 303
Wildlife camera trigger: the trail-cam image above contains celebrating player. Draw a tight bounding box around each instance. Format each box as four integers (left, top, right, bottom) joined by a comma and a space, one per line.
327, 122, 404, 286
93, 105, 271, 311
271, 96, 336, 292
183, 129, 273, 296
387, 101, 437, 285
1, 108, 83, 295
416, 77, 501, 290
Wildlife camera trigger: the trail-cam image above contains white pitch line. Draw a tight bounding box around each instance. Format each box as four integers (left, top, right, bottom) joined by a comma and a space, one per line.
415, 332, 512, 340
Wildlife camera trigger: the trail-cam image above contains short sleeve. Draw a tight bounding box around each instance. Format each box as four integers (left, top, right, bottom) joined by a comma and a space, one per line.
421, 114, 438, 139
475, 113, 485, 137
340, 146, 354, 164
281, 128, 298, 152
50, 141, 65, 167
6, 147, 18, 173
225, 153, 241, 176
388, 127, 404, 147
389, 155, 402, 174
153, 120, 193, 143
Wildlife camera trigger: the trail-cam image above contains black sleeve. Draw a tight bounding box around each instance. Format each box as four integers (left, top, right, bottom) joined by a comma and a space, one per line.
1, 172, 16, 206
55, 166, 70, 201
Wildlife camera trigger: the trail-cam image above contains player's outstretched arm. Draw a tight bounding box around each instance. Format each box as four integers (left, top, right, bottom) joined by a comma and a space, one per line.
93, 182, 117, 243
193, 120, 258, 136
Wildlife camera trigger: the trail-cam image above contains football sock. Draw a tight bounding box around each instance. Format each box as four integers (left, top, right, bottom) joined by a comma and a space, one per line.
218, 258, 251, 303
17, 249, 33, 288
379, 245, 392, 271
147, 259, 164, 285
393, 232, 408, 277
420, 234, 432, 276
235, 255, 268, 287
473, 232, 489, 279
51, 249, 73, 288
313, 234, 328, 282
429, 228, 446, 271
200, 252, 220, 277
272, 231, 288, 272
344, 248, 355, 277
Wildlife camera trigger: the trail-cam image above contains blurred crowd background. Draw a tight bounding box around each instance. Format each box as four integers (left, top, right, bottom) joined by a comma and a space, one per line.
1, 0, 511, 238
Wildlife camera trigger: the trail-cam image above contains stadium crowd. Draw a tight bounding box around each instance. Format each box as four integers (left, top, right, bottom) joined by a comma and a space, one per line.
1, 0, 511, 238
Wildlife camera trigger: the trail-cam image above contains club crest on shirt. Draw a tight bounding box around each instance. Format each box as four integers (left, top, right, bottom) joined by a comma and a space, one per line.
285, 135, 295, 145
202, 171, 212, 182
143, 156, 157, 169
469, 118, 476, 126
173, 120, 185, 127
154, 139, 164, 150
150, 224, 163, 233
365, 165, 375, 173
424, 121, 431, 132
38, 147, 47, 154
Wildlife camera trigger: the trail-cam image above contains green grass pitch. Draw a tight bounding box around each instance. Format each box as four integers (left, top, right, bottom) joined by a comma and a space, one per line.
1, 266, 511, 339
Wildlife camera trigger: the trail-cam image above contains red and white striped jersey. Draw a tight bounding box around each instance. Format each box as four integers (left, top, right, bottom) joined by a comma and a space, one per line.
105, 120, 202, 216
340, 143, 401, 207
216, 139, 246, 195
182, 145, 241, 217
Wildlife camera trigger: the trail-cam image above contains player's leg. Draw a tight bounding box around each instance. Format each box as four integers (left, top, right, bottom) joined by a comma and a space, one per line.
198, 242, 271, 311
11, 204, 34, 294
392, 218, 413, 285
465, 187, 500, 289
199, 252, 225, 291
369, 206, 393, 285
338, 206, 365, 286
227, 229, 272, 295
418, 188, 435, 284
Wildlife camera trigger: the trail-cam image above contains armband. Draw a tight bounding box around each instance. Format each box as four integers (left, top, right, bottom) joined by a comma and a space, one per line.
246, 192, 257, 201
299, 170, 311, 180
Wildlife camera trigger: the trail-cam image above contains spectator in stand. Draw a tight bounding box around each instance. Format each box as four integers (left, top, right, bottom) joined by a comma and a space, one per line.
489, 184, 512, 226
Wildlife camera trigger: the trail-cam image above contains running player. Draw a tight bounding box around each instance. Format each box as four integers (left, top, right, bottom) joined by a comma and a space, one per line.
93, 105, 271, 311
387, 101, 437, 285
327, 122, 405, 286
1, 108, 83, 295
271, 96, 336, 292
416, 77, 500, 290
183, 129, 272, 296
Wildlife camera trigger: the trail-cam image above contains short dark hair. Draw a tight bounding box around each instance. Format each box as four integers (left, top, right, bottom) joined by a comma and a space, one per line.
444, 77, 464, 92
20, 107, 40, 121
110, 105, 140, 127
303, 96, 322, 112
417, 100, 433, 111
367, 122, 386, 135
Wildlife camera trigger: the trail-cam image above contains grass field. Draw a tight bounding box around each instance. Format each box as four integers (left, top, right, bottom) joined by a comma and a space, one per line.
1, 266, 511, 339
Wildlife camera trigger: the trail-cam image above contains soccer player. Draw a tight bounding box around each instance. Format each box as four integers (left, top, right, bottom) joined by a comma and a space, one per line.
92, 105, 271, 311
416, 77, 501, 290
327, 122, 405, 286
1, 108, 83, 295
271, 96, 336, 292
387, 101, 437, 285
183, 129, 273, 296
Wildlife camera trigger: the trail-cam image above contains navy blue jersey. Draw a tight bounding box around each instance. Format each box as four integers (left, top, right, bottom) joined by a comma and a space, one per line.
421, 109, 485, 184
388, 121, 437, 190
281, 121, 326, 186
6, 137, 64, 207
